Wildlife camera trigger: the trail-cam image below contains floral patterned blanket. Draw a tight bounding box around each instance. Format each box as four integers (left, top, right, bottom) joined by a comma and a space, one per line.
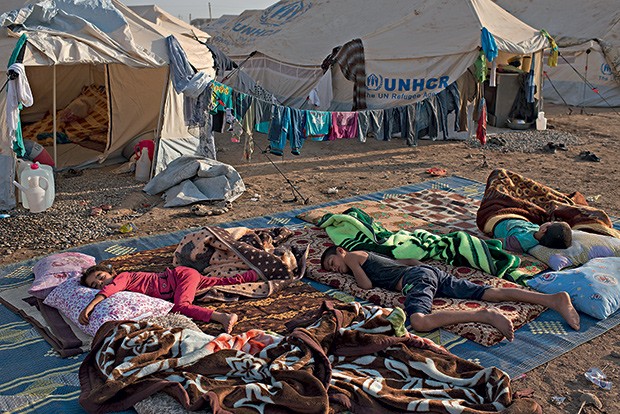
79, 301, 541, 414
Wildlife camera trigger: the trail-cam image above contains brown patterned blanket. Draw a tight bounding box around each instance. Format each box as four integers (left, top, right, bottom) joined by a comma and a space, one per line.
476, 169, 620, 238
100, 226, 307, 302
79, 301, 541, 414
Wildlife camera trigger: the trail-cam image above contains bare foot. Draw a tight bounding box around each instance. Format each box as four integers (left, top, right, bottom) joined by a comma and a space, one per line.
551, 292, 580, 330
211, 312, 238, 334
481, 309, 515, 341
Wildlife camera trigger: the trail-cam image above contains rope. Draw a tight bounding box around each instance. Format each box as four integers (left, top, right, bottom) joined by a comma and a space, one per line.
542, 71, 573, 114
253, 141, 311, 205
559, 53, 620, 115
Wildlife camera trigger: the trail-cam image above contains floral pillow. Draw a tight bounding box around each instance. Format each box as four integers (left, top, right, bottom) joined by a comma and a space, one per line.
30, 252, 97, 299
528, 230, 620, 271
527, 257, 620, 320
43, 278, 174, 336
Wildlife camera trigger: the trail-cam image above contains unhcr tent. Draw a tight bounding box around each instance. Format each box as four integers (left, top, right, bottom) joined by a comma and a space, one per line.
494, 0, 620, 108
0, 0, 215, 173
129, 4, 211, 43
206, 0, 549, 110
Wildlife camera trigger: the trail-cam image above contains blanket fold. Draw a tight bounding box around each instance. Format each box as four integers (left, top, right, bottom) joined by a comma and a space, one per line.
477, 169, 620, 238
318, 207, 521, 279
79, 301, 539, 413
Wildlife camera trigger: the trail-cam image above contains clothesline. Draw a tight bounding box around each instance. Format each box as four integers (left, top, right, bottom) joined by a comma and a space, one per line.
205, 79, 464, 158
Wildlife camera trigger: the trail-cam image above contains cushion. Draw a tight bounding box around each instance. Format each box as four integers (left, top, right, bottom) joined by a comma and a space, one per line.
528, 230, 620, 271
30, 252, 97, 299
43, 278, 174, 336
527, 257, 620, 320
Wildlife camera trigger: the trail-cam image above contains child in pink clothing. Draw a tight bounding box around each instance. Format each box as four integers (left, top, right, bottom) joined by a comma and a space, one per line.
79, 265, 259, 333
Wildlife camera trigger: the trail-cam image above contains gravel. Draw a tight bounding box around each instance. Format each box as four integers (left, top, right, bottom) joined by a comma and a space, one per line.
0, 169, 146, 252
466, 129, 584, 153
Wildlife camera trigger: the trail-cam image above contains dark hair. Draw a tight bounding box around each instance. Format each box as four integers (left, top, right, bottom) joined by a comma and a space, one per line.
80, 264, 115, 287
539, 222, 572, 249
320, 245, 341, 270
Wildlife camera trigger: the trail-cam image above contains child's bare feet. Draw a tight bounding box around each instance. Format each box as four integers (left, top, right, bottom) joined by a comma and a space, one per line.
551, 292, 580, 330
481, 309, 515, 341
211, 312, 238, 334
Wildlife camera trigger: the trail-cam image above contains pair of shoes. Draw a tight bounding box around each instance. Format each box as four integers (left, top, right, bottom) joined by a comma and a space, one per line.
579, 151, 601, 162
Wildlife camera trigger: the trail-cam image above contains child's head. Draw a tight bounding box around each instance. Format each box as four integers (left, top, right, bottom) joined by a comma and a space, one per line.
81, 264, 116, 289
320, 245, 349, 274
538, 221, 572, 249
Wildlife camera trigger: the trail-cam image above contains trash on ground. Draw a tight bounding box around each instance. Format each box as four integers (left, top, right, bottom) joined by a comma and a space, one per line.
584, 367, 612, 390
250, 193, 261, 201
550, 396, 566, 406
426, 167, 447, 176
325, 187, 339, 194
119, 223, 137, 233
586, 194, 602, 202
577, 391, 603, 413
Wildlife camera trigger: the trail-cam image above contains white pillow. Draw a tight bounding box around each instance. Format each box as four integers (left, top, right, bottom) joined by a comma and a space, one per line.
528, 230, 620, 271
43, 278, 174, 336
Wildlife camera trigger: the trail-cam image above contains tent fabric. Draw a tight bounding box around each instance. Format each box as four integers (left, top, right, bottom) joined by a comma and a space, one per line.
0, 0, 216, 170
206, 0, 548, 110
129, 4, 211, 43
495, 0, 620, 107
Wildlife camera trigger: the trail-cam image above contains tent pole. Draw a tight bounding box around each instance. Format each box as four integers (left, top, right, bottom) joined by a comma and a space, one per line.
53, 64, 57, 167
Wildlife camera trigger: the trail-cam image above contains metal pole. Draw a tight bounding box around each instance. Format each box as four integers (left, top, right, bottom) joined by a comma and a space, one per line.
53, 64, 57, 167
209, 2, 212, 20
580, 49, 590, 114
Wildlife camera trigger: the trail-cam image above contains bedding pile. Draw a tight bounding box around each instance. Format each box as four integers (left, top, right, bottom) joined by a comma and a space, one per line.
79, 301, 540, 413
476, 169, 620, 238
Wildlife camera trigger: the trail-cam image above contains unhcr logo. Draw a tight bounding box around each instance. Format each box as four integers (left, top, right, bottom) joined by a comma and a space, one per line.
601, 63, 612, 76
367, 73, 382, 91
260, 1, 312, 27
366, 73, 450, 93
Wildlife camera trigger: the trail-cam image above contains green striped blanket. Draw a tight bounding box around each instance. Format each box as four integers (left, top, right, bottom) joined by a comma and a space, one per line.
318, 208, 521, 279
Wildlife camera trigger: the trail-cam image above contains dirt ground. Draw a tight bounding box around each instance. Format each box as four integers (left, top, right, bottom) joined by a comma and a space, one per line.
4, 105, 620, 412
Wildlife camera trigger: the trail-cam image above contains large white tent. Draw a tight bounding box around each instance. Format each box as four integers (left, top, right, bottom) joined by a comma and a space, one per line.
0, 0, 215, 174
495, 0, 620, 107
206, 0, 549, 110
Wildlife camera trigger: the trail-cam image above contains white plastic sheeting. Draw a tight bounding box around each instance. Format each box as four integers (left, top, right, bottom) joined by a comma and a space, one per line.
206, 0, 548, 109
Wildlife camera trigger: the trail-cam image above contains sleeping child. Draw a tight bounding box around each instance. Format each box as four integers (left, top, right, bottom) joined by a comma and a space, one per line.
321, 246, 580, 341
78, 265, 259, 333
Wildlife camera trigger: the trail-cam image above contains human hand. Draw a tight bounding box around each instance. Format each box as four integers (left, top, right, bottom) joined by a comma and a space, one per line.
78, 307, 92, 325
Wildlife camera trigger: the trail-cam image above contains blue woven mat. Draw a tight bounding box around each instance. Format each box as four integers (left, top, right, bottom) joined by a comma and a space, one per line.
1, 175, 619, 413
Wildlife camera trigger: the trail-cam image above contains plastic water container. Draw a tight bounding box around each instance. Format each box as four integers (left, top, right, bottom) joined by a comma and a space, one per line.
536, 111, 547, 131
19, 162, 55, 210
16, 159, 32, 203
135, 147, 151, 182
13, 176, 49, 213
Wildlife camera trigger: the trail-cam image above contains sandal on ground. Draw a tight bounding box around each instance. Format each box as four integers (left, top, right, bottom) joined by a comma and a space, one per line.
579, 151, 601, 162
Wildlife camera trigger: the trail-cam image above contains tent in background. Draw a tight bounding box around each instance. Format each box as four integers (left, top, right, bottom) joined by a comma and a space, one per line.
0, 0, 215, 174
495, 0, 620, 108
129, 4, 211, 43
205, 0, 549, 110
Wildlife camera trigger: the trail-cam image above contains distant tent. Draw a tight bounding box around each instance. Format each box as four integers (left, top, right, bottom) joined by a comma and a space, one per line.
129, 4, 211, 43
206, 0, 549, 110
0, 0, 215, 172
495, 0, 620, 107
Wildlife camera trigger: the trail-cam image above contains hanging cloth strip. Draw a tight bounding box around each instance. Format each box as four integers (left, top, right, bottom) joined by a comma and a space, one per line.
7, 34, 30, 157
476, 97, 487, 145
480, 28, 498, 62
474, 50, 487, 83
335, 39, 367, 111
540, 29, 559, 67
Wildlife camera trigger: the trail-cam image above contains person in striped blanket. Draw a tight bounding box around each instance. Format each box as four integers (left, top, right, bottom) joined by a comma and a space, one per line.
321, 246, 580, 342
